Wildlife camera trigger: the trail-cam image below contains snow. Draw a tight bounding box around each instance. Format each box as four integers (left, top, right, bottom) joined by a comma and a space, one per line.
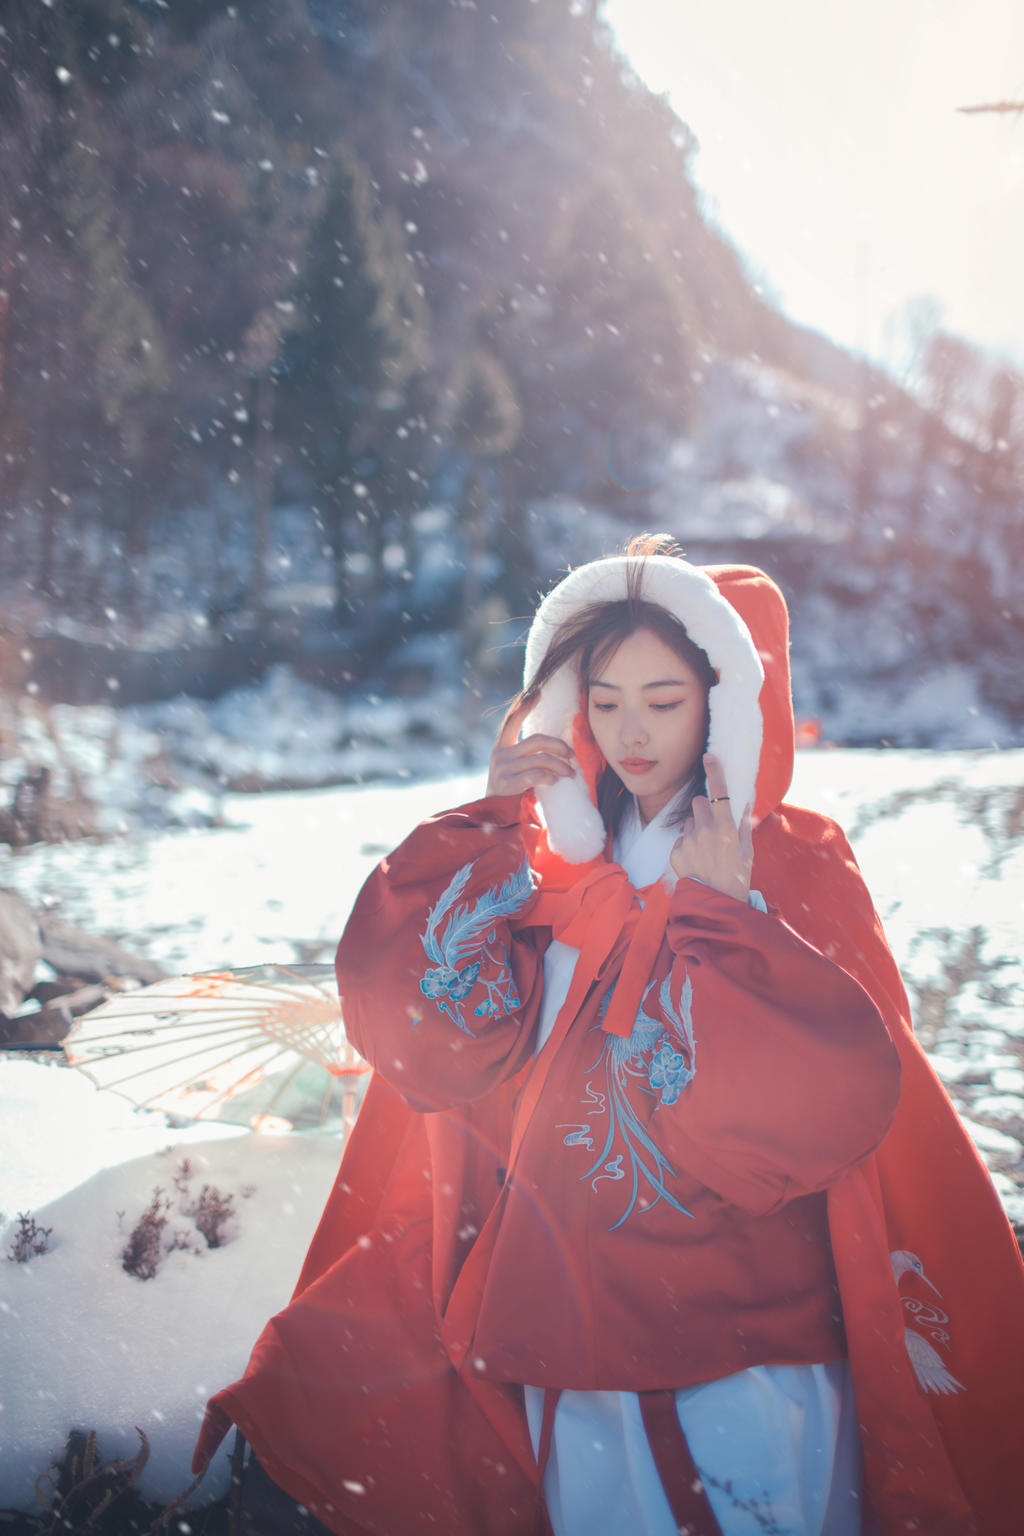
0, 774, 481, 973
0, 1122, 338, 1510
1, 751, 1023, 1514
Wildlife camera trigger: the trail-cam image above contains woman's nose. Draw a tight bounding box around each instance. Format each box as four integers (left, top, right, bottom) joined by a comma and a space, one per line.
620, 713, 648, 748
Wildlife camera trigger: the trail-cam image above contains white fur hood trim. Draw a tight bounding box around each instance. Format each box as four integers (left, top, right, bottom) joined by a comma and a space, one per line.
523, 556, 764, 863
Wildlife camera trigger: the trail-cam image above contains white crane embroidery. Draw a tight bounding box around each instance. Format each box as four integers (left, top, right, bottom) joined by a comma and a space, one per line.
890, 1249, 966, 1396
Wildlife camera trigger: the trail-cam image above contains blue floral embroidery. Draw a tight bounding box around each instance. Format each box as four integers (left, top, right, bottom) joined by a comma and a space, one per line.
648, 1040, 691, 1107
564, 971, 697, 1230
421, 960, 480, 1001
418, 858, 533, 1035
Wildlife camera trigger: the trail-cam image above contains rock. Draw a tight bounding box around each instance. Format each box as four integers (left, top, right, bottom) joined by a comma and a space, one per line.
971, 1094, 1024, 1125
962, 1117, 1024, 1159
2, 982, 113, 1046
0, 766, 99, 848
37, 913, 165, 987
30, 977, 90, 1006
0, 888, 43, 1016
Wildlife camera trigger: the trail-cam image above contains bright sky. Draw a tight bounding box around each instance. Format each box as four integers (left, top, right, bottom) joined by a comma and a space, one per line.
603, 0, 1024, 369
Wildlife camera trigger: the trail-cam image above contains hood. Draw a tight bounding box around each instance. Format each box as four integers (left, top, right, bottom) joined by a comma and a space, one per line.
522, 555, 795, 864
705, 564, 795, 823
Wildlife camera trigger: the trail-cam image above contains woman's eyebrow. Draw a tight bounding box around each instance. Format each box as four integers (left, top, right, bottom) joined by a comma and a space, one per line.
589, 678, 690, 690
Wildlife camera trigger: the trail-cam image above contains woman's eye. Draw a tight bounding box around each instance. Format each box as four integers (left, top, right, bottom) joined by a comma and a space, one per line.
651, 702, 681, 712
591, 702, 616, 713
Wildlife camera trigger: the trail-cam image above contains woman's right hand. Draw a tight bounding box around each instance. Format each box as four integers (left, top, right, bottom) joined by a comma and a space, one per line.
486, 700, 577, 798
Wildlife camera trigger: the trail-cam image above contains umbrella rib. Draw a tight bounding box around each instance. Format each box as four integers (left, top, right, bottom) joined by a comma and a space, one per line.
226, 967, 339, 1002
67, 997, 337, 1029
171, 1055, 280, 1117
63, 966, 349, 1126
171, 1044, 337, 1121
249, 1055, 318, 1122
83, 1029, 289, 1096
68, 1011, 340, 1050
67, 1021, 276, 1057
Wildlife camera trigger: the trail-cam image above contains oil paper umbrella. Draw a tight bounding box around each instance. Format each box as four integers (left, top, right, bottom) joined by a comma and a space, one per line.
63, 964, 369, 1133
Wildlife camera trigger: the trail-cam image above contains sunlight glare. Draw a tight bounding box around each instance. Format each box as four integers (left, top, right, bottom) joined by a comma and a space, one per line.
604, 0, 1024, 362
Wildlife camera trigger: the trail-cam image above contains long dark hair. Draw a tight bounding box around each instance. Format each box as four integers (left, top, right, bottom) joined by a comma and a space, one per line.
509, 534, 717, 833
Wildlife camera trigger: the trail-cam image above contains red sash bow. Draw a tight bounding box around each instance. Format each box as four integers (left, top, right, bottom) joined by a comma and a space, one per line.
518, 841, 673, 1041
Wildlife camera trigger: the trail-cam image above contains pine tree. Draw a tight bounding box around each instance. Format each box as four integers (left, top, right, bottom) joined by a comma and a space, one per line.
447, 345, 521, 747
59, 112, 171, 611
0, 0, 163, 603
280, 146, 429, 621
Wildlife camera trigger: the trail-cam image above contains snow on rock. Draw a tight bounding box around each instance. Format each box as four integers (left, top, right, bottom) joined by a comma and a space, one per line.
0, 667, 493, 838
961, 1119, 1024, 1158
0, 1130, 340, 1512
969, 1095, 1024, 1125
142, 666, 473, 792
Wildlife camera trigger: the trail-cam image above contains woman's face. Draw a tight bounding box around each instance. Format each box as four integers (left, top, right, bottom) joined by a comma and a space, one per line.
587, 626, 709, 824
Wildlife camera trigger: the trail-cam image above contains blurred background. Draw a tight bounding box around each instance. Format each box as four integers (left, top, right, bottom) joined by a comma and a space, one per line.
0, 0, 1022, 840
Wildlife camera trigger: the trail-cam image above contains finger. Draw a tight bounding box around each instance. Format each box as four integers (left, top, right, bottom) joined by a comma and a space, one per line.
690, 795, 713, 834
494, 750, 575, 787
500, 741, 575, 776
505, 749, 575, 778
738, 802, 754, 864
512, 732, 575, 762
506, 766, 564, 793
703, 753, 731, 811
672, 820, 690, 848
670, 829, 694, 877
498, 697, 534, 749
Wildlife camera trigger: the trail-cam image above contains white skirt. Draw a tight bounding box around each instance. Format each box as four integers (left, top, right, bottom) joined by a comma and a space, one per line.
524, 1362, 862, 1536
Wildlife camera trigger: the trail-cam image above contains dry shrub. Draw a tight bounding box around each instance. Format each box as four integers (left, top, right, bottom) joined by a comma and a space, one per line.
173, 1157, 237, 1249
121, 1190, 169, 1281
187, 1184, 235, 1249
121, 1167, 240, 1281
32, 1426, 150, 1536
172, 1157, 193, 1197
25, 1424, 209, 1536
7, 1212, 53, 1263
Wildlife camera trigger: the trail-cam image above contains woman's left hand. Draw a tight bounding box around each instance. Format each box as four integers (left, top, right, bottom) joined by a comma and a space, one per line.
670, 754, 753, 901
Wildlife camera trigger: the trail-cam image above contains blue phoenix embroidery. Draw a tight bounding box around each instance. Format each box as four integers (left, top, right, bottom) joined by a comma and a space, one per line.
564, 970, 697, 1230
419, 857, 533, 1035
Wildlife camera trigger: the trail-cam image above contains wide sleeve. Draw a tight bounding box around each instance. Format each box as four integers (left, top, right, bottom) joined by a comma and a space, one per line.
335, 795, 543, 1111
648, 873, 902, 1217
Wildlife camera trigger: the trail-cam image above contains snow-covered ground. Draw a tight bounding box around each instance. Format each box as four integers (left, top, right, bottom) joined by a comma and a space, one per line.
1, 751, 1023, 1515
0, 1117, 339, 1511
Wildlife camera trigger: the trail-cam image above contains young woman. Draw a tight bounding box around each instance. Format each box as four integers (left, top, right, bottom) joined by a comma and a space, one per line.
195, 538, 1024, 1536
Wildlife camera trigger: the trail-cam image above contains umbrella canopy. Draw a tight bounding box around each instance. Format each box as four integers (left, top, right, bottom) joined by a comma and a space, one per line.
64, 964, 369, 1132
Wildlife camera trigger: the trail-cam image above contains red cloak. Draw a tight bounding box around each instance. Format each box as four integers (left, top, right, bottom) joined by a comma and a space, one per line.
194, 565, 1024, 1535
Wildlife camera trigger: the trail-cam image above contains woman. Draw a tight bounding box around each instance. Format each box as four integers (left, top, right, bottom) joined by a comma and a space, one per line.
194, 538, 1024, 1536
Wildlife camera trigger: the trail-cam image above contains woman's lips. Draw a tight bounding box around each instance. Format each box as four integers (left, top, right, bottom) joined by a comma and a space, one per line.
620, 758, 656, 773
